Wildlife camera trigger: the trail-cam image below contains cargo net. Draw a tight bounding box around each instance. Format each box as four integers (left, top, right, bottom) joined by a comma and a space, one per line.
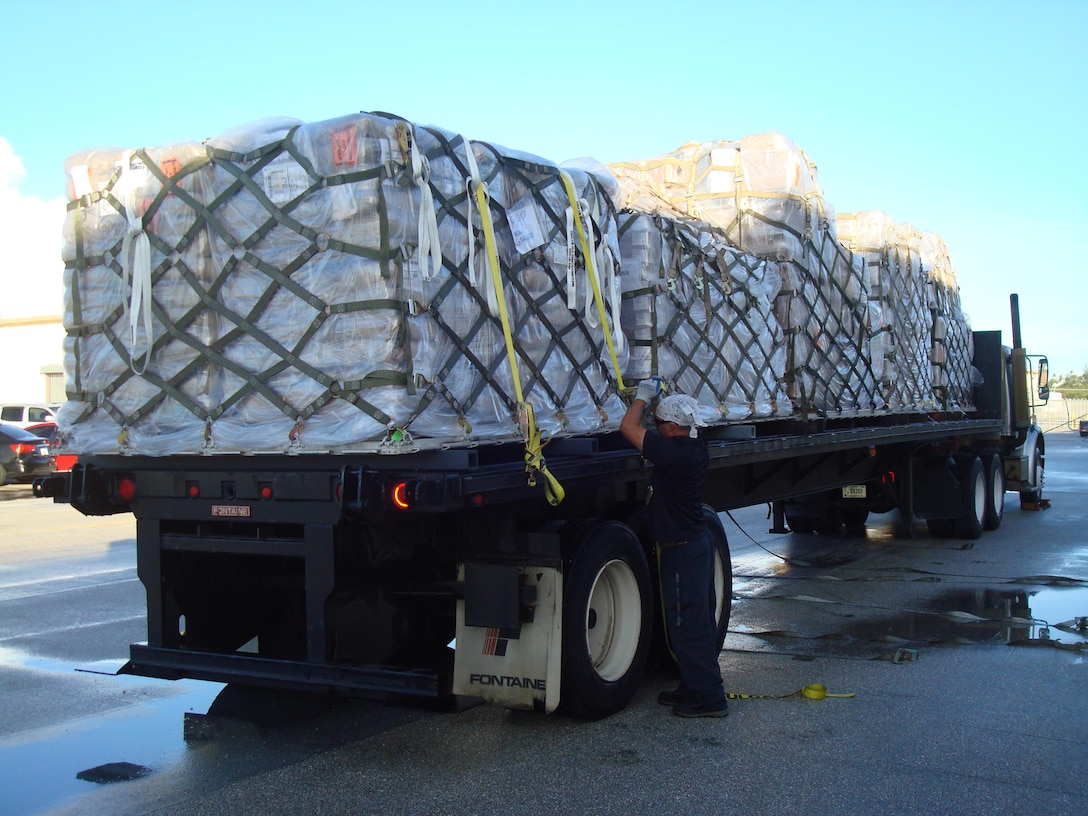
617, 213, 792, 421
59, 112, 627, 454
837, 212, 975, 413
610, 136, 883, 417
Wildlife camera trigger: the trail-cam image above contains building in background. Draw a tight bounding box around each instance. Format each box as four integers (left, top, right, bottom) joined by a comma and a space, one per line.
0, 315, 65, 404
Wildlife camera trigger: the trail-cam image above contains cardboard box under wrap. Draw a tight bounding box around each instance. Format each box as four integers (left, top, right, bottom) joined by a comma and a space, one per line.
58, 112, 628, 454
616, 213, 792, 422
610, 137, 883, 416
836, 211, 974, 412
609, 133, 827, 262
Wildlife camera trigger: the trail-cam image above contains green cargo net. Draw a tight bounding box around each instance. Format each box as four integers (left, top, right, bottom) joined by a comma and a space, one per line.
60, 112, 625, 455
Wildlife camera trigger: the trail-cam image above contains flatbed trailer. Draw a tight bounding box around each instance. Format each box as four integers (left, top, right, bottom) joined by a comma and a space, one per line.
34, 313, 1049, 719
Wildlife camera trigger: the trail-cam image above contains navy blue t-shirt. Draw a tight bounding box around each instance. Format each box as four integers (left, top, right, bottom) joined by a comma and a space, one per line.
642, 430, 709, 541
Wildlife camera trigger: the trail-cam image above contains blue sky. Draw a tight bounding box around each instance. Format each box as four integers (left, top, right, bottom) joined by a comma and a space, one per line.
1, 0, 1085, 375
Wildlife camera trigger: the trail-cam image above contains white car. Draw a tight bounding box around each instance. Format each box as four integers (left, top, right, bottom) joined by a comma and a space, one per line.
0, 404, 60, 429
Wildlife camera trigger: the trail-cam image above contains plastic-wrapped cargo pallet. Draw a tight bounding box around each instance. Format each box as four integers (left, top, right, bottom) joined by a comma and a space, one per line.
835, 210, 933, 410
616, 212, 792, 422
609, 133, 883, 416
59, 112, 628, 455
836, 211, 974, 412
918, 231, 974, 410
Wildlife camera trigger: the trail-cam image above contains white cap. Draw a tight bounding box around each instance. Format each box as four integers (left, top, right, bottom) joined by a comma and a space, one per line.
655, 394, 706, 438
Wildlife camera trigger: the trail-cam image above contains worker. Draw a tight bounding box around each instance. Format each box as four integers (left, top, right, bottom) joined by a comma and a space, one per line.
619, 378, 728, 718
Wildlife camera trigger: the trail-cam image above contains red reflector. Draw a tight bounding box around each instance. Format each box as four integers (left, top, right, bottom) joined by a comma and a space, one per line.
118, 478, 136, 502
392, 482, 410, 510
188, 484, 200, 498
260, 485, 273, 500
335, 482, 343, 501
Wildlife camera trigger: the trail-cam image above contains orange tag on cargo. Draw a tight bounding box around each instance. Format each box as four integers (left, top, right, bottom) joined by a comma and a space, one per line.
331, 123, 357, 169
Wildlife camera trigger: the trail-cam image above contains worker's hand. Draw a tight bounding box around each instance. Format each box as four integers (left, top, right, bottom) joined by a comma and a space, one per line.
635, 376, 665, 404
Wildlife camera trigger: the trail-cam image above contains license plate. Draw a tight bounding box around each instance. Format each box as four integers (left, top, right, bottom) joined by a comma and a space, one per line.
37, 445, 50, 456
841, 485, 867, 499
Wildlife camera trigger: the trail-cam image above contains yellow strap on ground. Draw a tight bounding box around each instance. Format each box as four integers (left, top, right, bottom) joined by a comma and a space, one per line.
473, 182, 565, 505
559, 171, 625, 392
726, 683, 855, 701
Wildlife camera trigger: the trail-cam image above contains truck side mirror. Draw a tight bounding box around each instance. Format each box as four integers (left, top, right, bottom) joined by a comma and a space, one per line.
1037, 356, 1049, 403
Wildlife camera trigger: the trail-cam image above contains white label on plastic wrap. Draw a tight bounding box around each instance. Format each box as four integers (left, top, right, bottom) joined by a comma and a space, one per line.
261, 155, 311, 205
507, 195, 546, 254
122, 155, 149, 188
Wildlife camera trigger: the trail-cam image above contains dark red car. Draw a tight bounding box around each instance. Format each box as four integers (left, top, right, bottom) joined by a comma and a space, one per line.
23, 422, 78, 472
0, 424, 55, 485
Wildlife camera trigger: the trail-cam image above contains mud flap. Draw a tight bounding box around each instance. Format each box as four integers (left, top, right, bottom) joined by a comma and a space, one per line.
452, 565, 563, 713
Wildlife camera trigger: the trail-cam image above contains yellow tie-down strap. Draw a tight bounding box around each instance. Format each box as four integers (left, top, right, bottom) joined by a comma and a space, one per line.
473, 182, 565, 506
726, 683, 856, 701
559, 171, 626, 394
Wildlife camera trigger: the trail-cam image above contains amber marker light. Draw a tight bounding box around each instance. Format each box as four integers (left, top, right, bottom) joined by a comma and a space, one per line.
392, 482, 411, 510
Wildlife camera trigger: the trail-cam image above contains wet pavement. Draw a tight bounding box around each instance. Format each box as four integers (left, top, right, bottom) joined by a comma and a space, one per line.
1, 433, 1086, 815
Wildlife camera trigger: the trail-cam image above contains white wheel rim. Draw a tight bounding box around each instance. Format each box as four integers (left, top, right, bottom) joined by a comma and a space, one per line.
585, 558, 642, 682
972, 471, 986, 522
990, 465, 1004, 516
713, 550, 727, 628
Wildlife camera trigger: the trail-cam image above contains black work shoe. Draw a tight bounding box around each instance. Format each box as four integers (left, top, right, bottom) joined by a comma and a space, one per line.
672, 700, 729, 718
657, 688, 696, 706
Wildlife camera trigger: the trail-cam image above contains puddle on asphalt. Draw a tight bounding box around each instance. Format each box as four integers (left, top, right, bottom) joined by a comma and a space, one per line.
731, 585, 1088, 656
0, 652, 224, 816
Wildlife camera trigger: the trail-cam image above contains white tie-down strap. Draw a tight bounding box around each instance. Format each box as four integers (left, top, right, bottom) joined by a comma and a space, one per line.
463, 141, 500, 316
119, 150, 153, 374
598, 241, 625, 355
560, 171, 625, 356
409, 125, 442, 281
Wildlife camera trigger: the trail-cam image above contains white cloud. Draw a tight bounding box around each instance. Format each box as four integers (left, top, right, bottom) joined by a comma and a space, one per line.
0, 137, 67, 320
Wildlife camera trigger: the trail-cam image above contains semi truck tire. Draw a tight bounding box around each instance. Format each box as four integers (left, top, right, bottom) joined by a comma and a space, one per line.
1019, 435, 1045, 506
954, 454, 986, 540
982, 453, 1005, 531
785, 514, 817, 534
704, 506, 733, 654
560, 520, 652, 719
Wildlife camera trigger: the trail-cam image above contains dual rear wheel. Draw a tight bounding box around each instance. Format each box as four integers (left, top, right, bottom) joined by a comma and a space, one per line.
559, 508, 732, 719
926, 452, 1004, 540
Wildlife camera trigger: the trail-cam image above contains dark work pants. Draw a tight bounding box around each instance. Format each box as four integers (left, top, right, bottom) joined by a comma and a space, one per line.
658, 527, 726, 706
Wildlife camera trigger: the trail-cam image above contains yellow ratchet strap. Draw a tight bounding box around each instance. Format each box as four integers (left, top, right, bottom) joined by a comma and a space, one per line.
473, 182, 565, 506
559, 171, 626, 393
725, 683, 856, 701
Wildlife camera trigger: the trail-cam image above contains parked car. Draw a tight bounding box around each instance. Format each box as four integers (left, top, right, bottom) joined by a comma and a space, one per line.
1080, 419, 1088, 439
0, 424, 55, 485
23, 422, 77, 471
0, 404, 60, 428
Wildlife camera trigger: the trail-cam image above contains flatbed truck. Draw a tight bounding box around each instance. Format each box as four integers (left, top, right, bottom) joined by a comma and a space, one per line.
34, 296, 1048, 719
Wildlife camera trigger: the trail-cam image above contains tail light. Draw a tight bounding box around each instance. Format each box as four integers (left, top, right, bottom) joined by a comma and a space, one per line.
117, 477, 137, 502
10, 443, 36, 455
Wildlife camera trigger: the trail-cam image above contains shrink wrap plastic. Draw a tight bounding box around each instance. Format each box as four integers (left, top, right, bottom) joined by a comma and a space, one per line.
837, 211, 974, 411
59, 112, 627, 454
58, 113, 973, 457
611, 135, 883, 416
616, 213, 791, 422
